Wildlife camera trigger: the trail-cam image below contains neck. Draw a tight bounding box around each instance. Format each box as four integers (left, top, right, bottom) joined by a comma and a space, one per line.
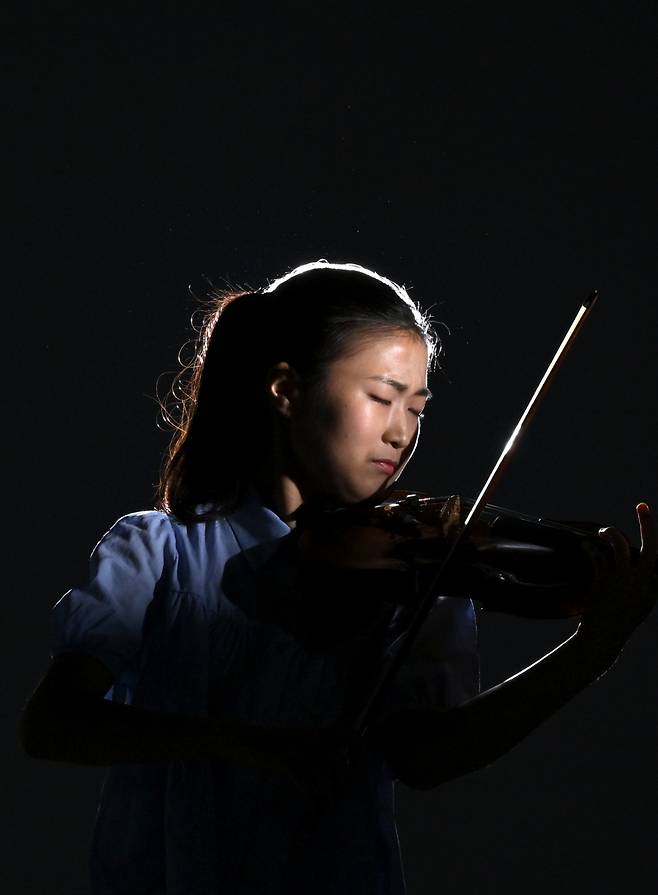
250, 424, 309, 528
252, 474, 304, 529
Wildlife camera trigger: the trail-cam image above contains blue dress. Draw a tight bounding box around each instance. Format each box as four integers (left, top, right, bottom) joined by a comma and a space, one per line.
50, 487, 479, 894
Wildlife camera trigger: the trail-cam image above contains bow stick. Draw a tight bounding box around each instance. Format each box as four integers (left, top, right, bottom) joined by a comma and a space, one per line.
353, 290, 599, 736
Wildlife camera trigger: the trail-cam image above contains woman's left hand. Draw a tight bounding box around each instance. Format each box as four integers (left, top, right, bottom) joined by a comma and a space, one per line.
576, 502, 657, 668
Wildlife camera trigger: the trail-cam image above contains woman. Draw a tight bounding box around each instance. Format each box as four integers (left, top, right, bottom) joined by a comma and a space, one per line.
20, 261, 656, 895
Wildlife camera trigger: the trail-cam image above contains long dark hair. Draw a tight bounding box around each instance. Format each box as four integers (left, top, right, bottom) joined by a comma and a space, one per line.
157, 261, 440, 520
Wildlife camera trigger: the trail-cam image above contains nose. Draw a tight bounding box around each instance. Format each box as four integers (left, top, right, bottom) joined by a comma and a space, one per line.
383, 405, 419, 452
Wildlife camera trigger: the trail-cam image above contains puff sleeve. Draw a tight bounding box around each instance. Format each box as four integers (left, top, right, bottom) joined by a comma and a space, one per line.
49, 511, 175, 682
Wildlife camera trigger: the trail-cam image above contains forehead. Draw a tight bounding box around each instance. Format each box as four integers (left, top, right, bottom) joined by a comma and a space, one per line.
329, 331, 429, 384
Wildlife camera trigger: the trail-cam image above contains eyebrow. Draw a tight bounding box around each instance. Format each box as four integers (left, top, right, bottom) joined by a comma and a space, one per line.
367, 375, 433, 400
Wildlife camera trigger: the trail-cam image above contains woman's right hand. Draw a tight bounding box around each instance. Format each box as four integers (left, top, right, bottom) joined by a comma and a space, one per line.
232, 722, 361, 802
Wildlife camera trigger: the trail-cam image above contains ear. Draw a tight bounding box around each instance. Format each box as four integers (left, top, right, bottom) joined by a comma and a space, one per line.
265, 362, 301, 419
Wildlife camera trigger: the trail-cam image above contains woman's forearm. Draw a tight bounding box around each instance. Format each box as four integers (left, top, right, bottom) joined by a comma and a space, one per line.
381, 626, 618, 789
20, 690, 271, 766
20, 654, 345, 785
20, 651, 281, 768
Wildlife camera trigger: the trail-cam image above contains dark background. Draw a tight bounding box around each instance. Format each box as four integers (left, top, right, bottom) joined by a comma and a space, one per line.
5, 2, 657, 892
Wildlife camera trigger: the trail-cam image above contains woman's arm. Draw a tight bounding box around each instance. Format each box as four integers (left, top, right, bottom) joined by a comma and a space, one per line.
371, 625, 608, 789
19, 652, 343, 778
20, 652, 271, 766
373, 503, 657, 789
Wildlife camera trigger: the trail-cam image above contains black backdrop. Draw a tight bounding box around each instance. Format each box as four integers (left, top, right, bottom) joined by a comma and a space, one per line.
6, 3, 657, 893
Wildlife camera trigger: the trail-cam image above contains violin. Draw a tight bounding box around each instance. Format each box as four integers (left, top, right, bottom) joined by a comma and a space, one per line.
291, 488, 656, 620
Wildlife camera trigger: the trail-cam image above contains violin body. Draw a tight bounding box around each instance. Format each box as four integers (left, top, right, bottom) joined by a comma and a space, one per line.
292, 489, 648, 620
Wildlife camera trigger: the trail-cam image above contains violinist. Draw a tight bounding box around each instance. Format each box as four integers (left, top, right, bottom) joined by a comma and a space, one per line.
19, 260, 656, 895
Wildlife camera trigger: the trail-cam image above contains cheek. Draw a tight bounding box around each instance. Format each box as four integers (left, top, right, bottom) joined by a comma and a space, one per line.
297, 389, 377, 464
295, 396, 347, 460
334, 400, 377, 443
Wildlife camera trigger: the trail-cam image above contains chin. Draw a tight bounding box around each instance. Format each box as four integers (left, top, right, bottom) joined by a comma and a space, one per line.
314, 471, 391, 506
351, 483, 391, 505
323, 483, 371, 506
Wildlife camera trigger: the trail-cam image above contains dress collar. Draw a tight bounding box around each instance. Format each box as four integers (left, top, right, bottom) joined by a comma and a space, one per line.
225, 484, 292, 573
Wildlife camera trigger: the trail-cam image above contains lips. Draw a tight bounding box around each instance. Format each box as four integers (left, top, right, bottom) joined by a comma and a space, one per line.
372, 459, 398, 475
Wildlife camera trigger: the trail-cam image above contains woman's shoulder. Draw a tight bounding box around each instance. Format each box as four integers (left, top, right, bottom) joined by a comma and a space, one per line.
82, 508, 236, 599
102, 507, 234, 555
106, 506, 228, 534
97, 490, 287, 567
102, 508, 176, 541
82, 510, 179, 573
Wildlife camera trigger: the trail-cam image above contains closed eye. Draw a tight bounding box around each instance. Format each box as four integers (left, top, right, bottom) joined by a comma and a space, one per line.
369, 395, 425, 420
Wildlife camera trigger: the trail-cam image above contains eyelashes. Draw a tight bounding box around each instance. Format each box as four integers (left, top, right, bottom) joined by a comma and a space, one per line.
369, 395, 425, 420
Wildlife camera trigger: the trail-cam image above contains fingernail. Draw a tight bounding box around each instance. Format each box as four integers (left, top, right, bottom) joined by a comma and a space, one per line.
638, 502, 650, 512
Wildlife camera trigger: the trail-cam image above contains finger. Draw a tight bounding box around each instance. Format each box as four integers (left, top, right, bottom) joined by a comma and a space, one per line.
596, 526, 633, 592
637, 502, 656, 577
597, 524, 631, 551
